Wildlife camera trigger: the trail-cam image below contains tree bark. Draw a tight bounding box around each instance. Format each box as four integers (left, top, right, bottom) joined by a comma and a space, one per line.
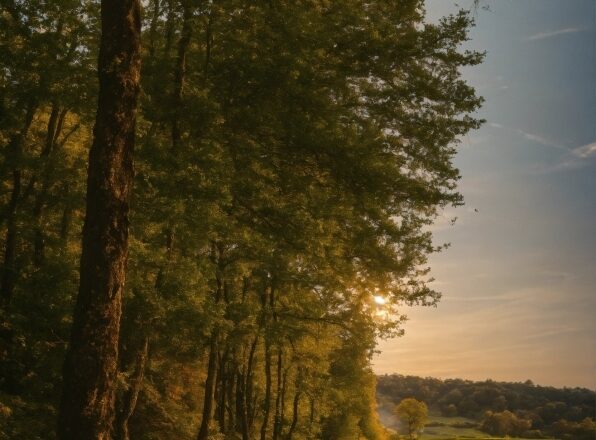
0, 100, 37, 306
58, 1, 141, 439
225, 357, 237, 433
147, 0, 161, 58
33, 104, 67, 267
238, 332, 259, 440
197, 332, 219, 440
114, 337, 149, 440
272, 347, 283, 440
260, 335, 273, 440
171, 1, 193, 150
287, 386, 301, 439
59, 191, 73, 250
215, 345, 228, 432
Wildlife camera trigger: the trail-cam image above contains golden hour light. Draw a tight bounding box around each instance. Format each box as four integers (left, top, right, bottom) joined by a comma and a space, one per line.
4, 1, 594, 439
374, 295, 387, 306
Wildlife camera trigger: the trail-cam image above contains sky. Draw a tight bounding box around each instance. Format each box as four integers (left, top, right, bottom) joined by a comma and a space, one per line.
373, 0, 596, 389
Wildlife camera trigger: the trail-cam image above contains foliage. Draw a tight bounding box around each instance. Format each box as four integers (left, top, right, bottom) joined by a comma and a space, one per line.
481, 410, 532, 437
394, 398, 428, 439
0, 0, 483, 438
377, 374, 596, 439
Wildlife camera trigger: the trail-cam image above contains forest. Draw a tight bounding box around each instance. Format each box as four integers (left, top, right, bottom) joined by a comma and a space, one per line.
377, 374, 596, 439
1, 1, 483, 439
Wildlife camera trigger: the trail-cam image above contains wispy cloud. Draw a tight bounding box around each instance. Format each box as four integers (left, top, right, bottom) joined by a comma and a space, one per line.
572, 142, 596, 159
526, 27, 583, 41
538, 141, 596, 172
488, 122, 567, 150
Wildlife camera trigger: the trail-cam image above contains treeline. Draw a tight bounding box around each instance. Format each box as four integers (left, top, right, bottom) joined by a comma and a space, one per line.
0, 1, 483, 439
377, 374, 596, 439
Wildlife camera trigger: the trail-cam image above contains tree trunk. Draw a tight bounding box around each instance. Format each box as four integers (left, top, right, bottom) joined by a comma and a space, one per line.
238, 333, 259, 440
197, 332, 219, 440
286, 367, 303, 440
59, 189, 73, 251
114, 337, 149, 440
280, 367, 287, 437
163, 0, 176, 56
260, 336, 272, 440
287, 388, 301, 440
215, 345, 229, 433
171, 1, 193, 150
273, 348, 283, 440
225, 358, 237, 433
0, 100, 37, 306
147, 0, 160, 58
58, 1, 141, 438
33, 104, 67, 267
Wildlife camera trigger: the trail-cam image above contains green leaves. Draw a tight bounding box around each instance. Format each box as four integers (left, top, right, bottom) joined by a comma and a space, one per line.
0, 1, 483, 438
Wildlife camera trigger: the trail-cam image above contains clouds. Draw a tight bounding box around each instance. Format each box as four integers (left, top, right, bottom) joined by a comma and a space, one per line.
488, 122, 566, 150
488, 123, 596, 172
526, 27, 584, 41
382, 0, 596, 390
538, 140, 596, 172
572, 142, 596, 159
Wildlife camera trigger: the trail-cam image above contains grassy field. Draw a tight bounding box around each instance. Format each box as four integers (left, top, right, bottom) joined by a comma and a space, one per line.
383, 412, 544, 440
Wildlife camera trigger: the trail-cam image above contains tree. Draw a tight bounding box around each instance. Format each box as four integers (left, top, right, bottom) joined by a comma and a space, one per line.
57, 0, 142, 438
395, 398, 428, 439
1, 1, 485, 439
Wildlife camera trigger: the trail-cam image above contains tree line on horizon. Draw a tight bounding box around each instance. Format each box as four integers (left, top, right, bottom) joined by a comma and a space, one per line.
377, 374, 596, 439
0, 1, 483, 439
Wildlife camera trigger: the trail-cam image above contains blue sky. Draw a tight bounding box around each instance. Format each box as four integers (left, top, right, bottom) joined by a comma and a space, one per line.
374, 0, 596, 389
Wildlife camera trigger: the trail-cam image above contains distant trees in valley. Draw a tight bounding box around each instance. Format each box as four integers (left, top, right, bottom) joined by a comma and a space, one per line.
377, 374, 596, 439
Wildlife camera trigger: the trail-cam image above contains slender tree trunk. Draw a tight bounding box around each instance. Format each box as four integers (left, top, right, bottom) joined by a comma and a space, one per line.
273, 348, 283, 440
287, 388, 301, 440
198, 244, 226, 439
147, 0, 160, 58
260, 336, 273, 440
33, 105, 67, 267
114, 337, 149, 440
280, 367, 287, 437
215, 345, 229, 433
59, 191, 73, 250
204, 9, 213, 72
238, 333, 259, 440
163, 0, 176, 56
246, 339, 258, 434
227, 363, 237, 432
171, 1, 193, 150
286, 367, 304, 440
197, 332, 219, 440
0, 101, 37, 306
57, 1, 141, 438
236, 370, 245, 436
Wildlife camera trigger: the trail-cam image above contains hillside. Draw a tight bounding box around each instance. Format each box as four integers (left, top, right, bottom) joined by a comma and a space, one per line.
377, 374, 596, 439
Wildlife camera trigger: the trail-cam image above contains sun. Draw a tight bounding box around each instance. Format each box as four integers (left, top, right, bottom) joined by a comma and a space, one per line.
373, 295, 386, 306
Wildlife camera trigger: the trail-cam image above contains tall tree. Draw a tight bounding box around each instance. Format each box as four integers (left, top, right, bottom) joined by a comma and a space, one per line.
58, 1, 142, 438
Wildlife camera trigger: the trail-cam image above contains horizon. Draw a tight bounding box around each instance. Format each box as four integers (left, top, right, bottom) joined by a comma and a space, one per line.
374, 371, 596, 392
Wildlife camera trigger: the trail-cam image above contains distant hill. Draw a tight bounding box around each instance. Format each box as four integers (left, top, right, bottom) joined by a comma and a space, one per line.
377, 374, 595, 439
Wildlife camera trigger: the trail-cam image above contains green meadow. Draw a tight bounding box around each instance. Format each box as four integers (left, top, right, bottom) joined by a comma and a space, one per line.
385, 413, 555, 440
